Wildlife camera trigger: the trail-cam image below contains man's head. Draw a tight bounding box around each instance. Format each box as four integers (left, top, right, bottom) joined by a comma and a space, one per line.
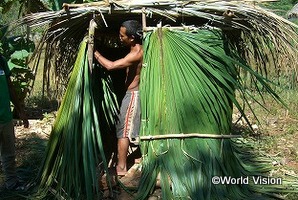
119, 20, 142, 46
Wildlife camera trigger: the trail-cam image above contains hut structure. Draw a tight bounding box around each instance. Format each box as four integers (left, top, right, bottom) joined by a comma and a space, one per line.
16, 0, 298, 199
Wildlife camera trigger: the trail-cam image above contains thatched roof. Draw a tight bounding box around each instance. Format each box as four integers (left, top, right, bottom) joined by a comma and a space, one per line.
287, 3, 298, 19
18, 0, 298, 48
13, 0, 298, 98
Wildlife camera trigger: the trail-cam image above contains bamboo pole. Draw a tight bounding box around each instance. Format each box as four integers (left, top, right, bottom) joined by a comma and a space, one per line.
62, 2, 106, 10
62, 0, 279, 10
88, 19, 97, 73
143, 25, 221, 32
142, 7, 147, 32
140, 133, 242, 140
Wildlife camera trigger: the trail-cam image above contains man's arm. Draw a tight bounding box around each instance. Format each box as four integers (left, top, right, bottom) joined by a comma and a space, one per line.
94, 50, 139, 71
7, 77, 29, 128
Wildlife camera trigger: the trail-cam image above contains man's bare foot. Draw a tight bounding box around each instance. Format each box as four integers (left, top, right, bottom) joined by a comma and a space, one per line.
116, 165, 127, 176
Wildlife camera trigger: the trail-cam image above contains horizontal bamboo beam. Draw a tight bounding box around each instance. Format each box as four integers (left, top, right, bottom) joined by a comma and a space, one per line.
62, 2, 107, 9
62, 0, 280, 9
143, 25, 221, 32
139, 133, 242, 140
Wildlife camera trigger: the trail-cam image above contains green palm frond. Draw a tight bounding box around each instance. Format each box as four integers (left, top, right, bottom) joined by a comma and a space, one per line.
137, 28, 297, 199
36, 37, 118, 199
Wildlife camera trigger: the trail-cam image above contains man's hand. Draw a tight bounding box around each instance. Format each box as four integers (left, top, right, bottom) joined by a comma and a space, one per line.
94, 51, 101, 61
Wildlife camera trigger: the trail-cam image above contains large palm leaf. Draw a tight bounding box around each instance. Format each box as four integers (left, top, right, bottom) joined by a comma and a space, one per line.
35, 36, 119, 199
137, 27, 295, 200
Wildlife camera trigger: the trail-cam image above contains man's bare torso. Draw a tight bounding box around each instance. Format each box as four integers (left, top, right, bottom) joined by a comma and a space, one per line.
125, 45, 143, 91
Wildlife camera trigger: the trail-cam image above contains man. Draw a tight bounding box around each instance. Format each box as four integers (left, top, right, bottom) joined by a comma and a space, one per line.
0, 54, 29, 190
94, 20, 143, 176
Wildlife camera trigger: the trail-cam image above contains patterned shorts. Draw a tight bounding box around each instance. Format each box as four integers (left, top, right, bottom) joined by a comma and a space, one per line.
116, 91, 140, 144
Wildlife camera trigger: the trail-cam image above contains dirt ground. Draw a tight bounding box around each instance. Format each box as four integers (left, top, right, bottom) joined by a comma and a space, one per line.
1, 107, 298, 199
0, 115, 158, 199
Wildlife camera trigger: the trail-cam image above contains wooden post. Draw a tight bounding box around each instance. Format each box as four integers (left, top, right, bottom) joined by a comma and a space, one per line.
88, 19, 97, 74
142, 7, 147, 33
140, 133, 242, 140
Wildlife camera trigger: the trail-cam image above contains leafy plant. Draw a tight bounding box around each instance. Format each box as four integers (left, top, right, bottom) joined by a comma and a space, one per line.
8, 49, 34, 102
0, 30, 35, 109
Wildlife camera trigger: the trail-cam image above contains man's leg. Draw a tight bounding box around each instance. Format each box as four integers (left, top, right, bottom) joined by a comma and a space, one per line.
116, 137, 129, 175
0, 121, 18, 189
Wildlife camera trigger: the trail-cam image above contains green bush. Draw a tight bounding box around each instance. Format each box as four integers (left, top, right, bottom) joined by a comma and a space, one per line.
1, 26, 35, 105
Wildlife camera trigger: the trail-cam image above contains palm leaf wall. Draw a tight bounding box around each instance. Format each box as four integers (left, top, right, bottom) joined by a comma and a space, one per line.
137, 27, 296, 200
12, 0, 298, 199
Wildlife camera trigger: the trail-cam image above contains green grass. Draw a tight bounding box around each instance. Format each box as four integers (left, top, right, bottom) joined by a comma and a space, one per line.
231, 87, 298, 199
261, 0, 297, 17
234, 87, 298, 170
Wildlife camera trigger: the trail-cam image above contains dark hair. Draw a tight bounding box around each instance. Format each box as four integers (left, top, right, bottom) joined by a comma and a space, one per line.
121, 20, 142, 43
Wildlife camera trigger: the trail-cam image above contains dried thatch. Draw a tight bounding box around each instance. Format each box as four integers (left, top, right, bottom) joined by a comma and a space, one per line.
15, 0, 298, 98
